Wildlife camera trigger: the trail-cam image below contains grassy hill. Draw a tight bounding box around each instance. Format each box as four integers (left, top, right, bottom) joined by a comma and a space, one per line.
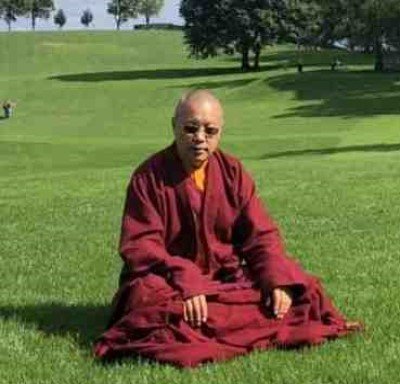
1, 30, 400, 383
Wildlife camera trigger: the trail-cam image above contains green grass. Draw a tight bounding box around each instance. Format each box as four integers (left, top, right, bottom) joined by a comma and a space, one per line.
1, 30, 400, 383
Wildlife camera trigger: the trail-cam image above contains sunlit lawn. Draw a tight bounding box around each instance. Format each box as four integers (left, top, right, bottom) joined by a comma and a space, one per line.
1, 30, 400, 383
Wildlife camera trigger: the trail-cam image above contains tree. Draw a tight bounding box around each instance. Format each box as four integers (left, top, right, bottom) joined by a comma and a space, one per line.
180, 0, 290, 71
286, 0, 323, 48
362, 0, 400, 71
316, 0, 400, 70
24, 0, 54, 30
107, 0, 140, 30
139, 0, 163, 26
80, 8, 93, 27
53, 8, 66, 29
0, 0, 25, 31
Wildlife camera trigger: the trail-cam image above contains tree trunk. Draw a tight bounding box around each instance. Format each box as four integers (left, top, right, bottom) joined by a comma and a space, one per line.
253, 45, 261, 71
373, 5, 383, 72
31, 13, 36, 30
7, 21, 11, 32
374, 36, 384, 72
241, 47, 250, 71
116, 0, 121, 30
145, 14, 150, 26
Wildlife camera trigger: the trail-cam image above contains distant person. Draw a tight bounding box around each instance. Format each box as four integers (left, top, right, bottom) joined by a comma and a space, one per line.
297, 58, 303, 73
2, 100, 16, 118
94, 89, 362, 367
331, 58, 342, 71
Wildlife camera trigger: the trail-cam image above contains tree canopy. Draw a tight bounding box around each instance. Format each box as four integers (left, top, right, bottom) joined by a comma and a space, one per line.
107, 0, 140, 30
53, 8, 66, 29
139, 0, 164, 26
80, 8, 93, 27
0, 0, 25, 31
180, 0, 400, 71
317, 0, 400, 70
180, 0, 291, 71
24, 0, 54, 30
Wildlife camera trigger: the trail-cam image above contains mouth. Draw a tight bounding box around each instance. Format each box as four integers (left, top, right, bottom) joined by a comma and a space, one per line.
191, 147, 207, 153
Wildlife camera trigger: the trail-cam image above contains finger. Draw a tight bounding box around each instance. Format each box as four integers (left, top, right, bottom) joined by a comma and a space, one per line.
186, 299, 194, 326
192, 296, 202, 327
200, 295, 208, 323
278, 291, 291, 319
277, 291, 286, 319
273, 290, 281, 317
281, 289, 293, 314
279, 295, 292, 318
279, 297, 289, 316
183, 301, 188, 322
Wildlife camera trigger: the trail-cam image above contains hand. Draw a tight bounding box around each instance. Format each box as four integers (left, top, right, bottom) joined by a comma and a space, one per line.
183, 295, 208, 327
270, 287, 293, 320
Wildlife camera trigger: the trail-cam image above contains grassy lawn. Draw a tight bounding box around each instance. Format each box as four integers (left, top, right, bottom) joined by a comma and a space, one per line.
1, 30, 400, 383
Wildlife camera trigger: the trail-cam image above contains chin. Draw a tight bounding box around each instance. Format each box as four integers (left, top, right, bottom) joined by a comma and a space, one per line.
191, 157, 207, 169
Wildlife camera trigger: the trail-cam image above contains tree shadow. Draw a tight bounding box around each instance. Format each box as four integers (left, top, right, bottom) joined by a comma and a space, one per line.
267, 70, 400, 118
225, 49, 373, 67
49, 67, 246, 82
0, 302, 111, 349
167, 77, 259, 90
259, 142, 400, 160
49, 63, 286, 83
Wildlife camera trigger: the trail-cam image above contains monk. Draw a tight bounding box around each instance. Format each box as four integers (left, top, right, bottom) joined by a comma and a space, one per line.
94, 90, 361, 367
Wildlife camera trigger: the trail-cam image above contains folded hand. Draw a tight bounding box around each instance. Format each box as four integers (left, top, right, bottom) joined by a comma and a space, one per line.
270, 287, 293, 319
183, 295, 208, 327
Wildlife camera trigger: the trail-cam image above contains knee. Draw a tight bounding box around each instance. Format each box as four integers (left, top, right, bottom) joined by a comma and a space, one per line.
124, 273, 176, 310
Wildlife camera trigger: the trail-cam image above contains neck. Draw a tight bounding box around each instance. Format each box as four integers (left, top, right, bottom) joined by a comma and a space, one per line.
182, 158, 207, 174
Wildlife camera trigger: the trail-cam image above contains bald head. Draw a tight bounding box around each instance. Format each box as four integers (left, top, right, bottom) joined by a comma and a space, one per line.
172, 89, 224, 171
173, 89, 224, 125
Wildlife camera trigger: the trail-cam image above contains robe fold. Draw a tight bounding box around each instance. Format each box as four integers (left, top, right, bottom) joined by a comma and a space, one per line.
94, 144, 358, 367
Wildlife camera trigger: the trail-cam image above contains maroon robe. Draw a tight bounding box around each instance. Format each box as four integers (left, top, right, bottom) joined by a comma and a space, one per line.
94, 144, 358, 367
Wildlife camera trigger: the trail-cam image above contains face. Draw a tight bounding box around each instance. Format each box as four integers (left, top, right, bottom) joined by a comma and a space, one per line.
173, 99, 223, 170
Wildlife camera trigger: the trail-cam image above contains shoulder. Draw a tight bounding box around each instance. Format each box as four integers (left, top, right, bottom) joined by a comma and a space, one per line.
134, 146, 170, 176
131, 144, 175, 182
214, 149, 255, 184
213, 149, 256, 208
214, 148, 242, 176
125, 145, 174, 196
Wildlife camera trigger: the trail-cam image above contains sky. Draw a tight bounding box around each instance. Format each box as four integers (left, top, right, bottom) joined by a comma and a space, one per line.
0, 0, 183, 31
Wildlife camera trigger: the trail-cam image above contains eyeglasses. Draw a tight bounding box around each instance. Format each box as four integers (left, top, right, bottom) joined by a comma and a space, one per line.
182, 124, 220, 138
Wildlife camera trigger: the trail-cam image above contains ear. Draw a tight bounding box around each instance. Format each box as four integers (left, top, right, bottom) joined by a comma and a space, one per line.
171, 117, 177, 132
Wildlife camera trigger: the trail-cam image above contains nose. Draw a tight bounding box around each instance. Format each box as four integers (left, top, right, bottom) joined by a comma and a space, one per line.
193, 129, 206, 143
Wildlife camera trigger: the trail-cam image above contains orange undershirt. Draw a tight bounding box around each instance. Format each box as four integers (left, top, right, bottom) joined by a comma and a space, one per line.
190, 161, 208, 271
190, 161, 207, 192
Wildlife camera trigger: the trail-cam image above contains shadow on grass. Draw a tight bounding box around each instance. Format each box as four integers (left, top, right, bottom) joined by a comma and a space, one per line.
50, 67, 245, 82
225, 48, 374, 67
49, 63, 285, 83
0, 302, 110, 349
0, 302, 171, 367
260, 142, 400, 160
267, 70, 400, 118
167, 77, 259, 90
